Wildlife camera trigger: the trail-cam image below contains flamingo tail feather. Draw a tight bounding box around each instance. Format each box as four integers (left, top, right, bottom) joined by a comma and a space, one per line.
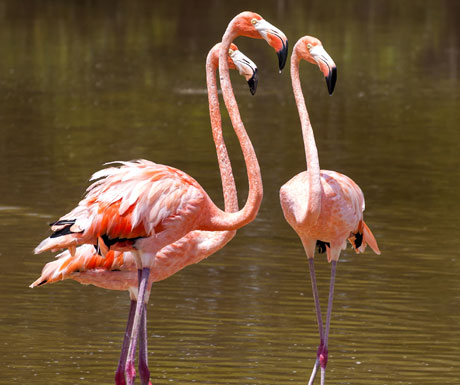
348, 220, 380, 255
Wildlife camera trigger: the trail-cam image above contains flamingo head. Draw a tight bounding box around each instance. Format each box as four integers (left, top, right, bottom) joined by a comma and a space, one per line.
295, 36, 337, 95
228, 43, 258, 95
209, 43, 258, 95
231, 11, 288, 71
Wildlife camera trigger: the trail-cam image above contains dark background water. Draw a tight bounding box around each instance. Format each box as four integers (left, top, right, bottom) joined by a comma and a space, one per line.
0, 0, 459, 384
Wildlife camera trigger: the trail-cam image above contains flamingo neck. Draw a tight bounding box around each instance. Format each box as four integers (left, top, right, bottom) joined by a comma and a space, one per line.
291, 49, 322, 223
206, 44, 238, 213
204, 24, 262, 231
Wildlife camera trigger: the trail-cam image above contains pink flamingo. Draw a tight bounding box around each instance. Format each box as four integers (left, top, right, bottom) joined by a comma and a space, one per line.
31, 41, 258, 384
279, 36, 380, 385
34, 12, 287, 385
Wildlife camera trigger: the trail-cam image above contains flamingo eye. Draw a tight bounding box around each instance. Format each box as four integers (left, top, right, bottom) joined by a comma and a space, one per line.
251, 18, 258, 25
228, 48, 234, 55
307, 43, 313, 51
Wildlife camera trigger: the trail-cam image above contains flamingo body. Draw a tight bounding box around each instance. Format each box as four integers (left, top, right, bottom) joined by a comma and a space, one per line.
280, 36, 380, 385
281, 169, 379, 261
33, 13, 288, 384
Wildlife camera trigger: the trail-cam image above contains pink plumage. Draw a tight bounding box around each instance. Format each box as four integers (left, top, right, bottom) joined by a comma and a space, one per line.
35, 161, 207, 256
32, 14, 288, 384
279, 36, 380, 385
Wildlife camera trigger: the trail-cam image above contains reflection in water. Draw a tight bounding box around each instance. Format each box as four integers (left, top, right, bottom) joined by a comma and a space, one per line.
0, 1, 459, 384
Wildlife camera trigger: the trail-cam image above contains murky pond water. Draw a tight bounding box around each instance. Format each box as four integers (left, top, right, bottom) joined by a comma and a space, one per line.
1, 0, 459, 384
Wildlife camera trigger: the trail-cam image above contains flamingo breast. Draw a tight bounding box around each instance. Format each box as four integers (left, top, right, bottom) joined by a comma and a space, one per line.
280, 170, 365, 243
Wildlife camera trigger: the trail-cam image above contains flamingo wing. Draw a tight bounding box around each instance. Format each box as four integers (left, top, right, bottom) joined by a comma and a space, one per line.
320, 170, 364, 230
321, 171, 380, 255
35, 160, 206, 254
30, 244, 130, 287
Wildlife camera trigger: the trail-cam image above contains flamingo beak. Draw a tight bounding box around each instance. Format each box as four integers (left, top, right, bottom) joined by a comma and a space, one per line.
254, 19, 289, 71
247, 69, 258, 95
310, 45, 337, 95
230, 49, 259, 95
276, 40, 288, 72
325, 66, 337, 95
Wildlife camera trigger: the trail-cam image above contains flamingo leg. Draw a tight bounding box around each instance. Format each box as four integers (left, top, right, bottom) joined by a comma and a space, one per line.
115, 299, 137, 385
138, 302, 151, 385
320, 260, 337, 385
307, 258, 324, 385
308, 362, 319, 385
125, 267, 150, 385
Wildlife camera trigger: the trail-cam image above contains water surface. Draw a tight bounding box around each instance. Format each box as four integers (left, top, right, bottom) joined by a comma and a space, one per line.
0, 1, 459, 384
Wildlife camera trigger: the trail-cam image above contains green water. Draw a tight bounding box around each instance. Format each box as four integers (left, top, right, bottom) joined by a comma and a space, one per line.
1, 0, 459, 384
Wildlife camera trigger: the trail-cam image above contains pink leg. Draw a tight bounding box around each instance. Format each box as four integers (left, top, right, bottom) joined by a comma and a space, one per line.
125, 268, 150, 385
320, 260, 337, 385
115, 300, 137, 385
307, 258, 324, 385
138, 302, 151, 385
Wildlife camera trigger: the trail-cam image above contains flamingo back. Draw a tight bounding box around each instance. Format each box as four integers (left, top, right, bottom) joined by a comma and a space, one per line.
35, 160, 207, 255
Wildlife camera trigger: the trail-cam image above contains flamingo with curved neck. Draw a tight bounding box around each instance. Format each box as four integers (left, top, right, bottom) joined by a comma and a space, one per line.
33, 12, 287, 384
212, 11, 287, 232
31, 43, 257, 385
279, 36, 380, 385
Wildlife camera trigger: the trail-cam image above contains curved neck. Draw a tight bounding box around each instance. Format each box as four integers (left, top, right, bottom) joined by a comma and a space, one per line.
291, 49, 322, 222
204, 23, 263, 231
206, 45, 238, 213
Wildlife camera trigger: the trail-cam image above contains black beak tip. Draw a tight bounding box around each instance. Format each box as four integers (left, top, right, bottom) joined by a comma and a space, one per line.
247, 69, 258, 96
277, 40, 288, 72
326, 66, 337, 95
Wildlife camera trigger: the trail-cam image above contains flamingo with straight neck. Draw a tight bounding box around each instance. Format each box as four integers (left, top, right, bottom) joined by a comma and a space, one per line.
279, 36, 380, 385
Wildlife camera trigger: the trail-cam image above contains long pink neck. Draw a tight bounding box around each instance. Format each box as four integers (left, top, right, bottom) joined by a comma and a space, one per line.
206, 44, 238, 213
291, 47, 322, 223
204, 23, 263, 231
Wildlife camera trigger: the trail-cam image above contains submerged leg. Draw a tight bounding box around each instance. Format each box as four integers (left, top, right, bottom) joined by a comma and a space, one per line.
307, 258, 324, 385
125, 268, 150, 385
138, 302, 151, 385
115, 299, 137, 385
320, 260, 337, 385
